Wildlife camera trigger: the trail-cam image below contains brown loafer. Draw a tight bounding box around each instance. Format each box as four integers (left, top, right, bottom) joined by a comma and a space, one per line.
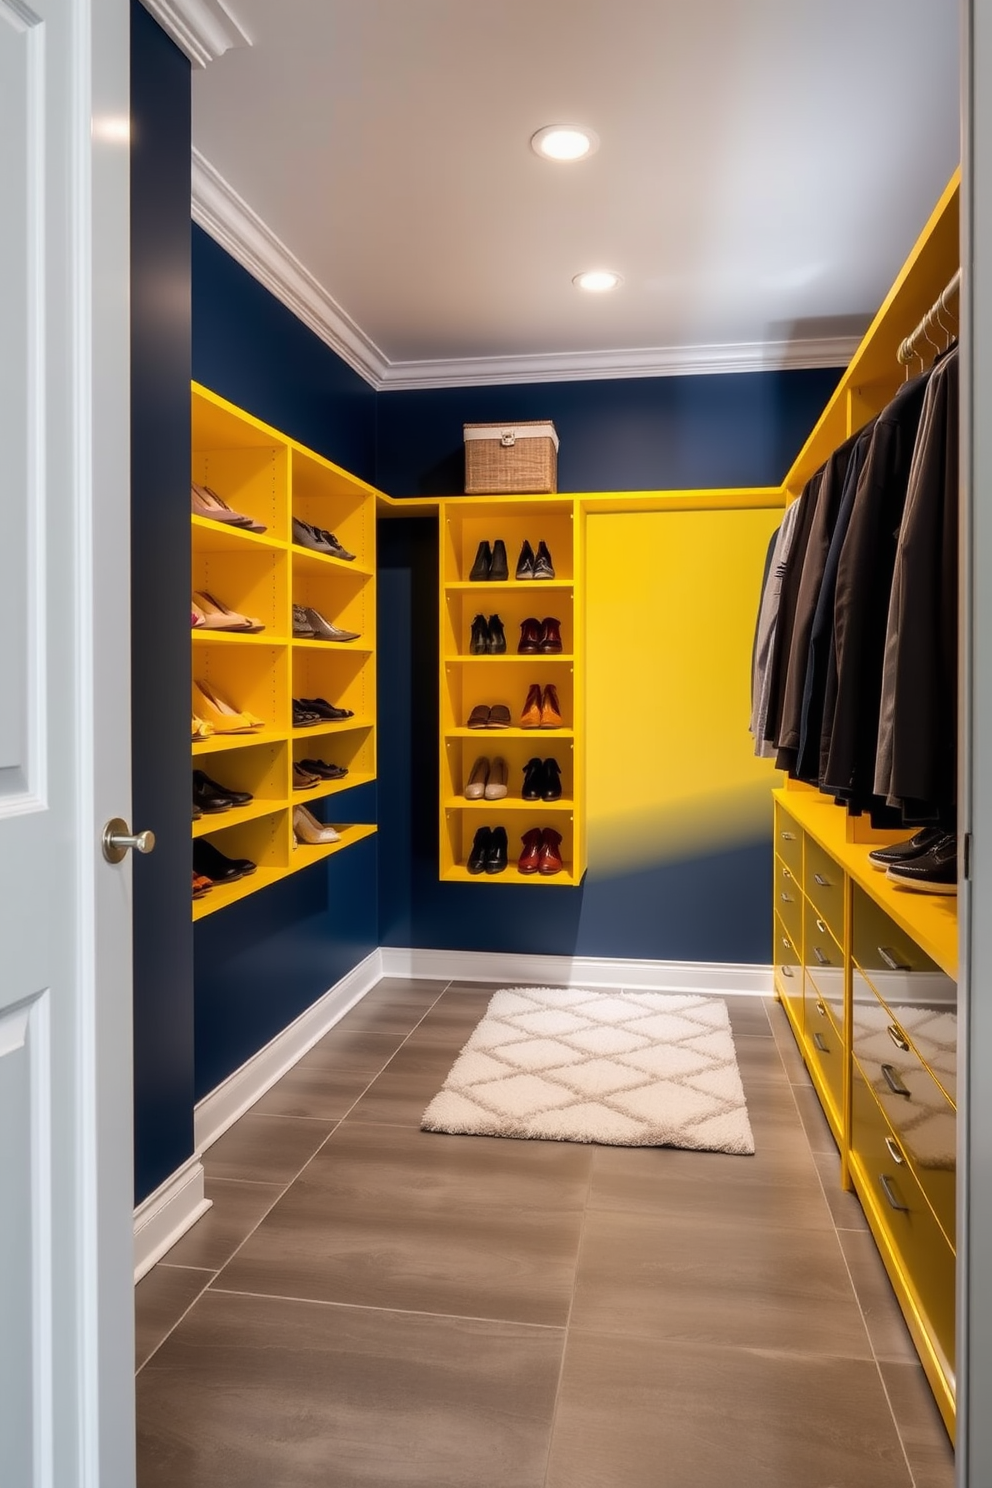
488, 704, 511, 729
467, 705, 491, 728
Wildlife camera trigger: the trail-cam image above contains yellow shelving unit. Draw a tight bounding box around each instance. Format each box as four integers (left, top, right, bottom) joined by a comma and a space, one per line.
438, 494, 584, 884
191, 382, 379, 919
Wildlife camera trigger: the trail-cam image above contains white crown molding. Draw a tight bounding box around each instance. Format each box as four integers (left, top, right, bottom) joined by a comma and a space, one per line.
140, 0, 250, 68
191, 150, 856, 389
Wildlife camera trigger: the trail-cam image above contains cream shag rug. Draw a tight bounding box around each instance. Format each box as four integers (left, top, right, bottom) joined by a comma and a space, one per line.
421, 987, 755, 1154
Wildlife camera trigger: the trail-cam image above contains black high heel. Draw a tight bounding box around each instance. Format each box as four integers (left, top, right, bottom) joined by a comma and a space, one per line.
467, 826, 492, 873
542, 758, 563, 801
469, 541, 492, 581
487, 614, 506, 654
470, 614, 489, 654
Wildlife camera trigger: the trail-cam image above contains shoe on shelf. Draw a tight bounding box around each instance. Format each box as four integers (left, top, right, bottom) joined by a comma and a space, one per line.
541, 757, 563, 801
886, 833, 957, 894
192, 608, 204, 629
470, 615, 489, 655
298, 758, 348, 780
485, 826, 509, 874
538, 827, 564, 875
487, 615, 506, 654
192, 591, 265, 633
301, 605, 361, 642
193, 838, 257, 885
487, 704, 511, 729
520, 684, 543, 729
291, 518, 356, 561
465, 756, 490, 798
518, 827, 543, 874
522, 757, 545, 801
489, 540, 509, 582
192, 714, 215, 741
292, 700, 324, 728
193, 805, 202, 821
469, 541, 493, 582
192, 872, 213, 899
467, 826, 492, 874
518, 618, 543, 654
293, 804, 341, 845
293, 604, 316, 637
485, 756, 508, 800
193, 768, 252, 813
297, 697, 354, 720
191, 483, 266, 533
293, 762, 321, 789
467, 705, 491, 729
516, 540, 536, 580
540, 684, 563, 728
539, 618, 563, 654
533, 541, 555, 580
193, 681, 263, 734
868, 826, 947, 870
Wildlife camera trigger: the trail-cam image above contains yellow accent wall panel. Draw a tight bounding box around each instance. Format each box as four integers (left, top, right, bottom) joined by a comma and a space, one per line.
585, 506, 781, 875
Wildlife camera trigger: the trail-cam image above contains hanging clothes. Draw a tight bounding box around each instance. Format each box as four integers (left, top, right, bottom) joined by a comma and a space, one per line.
875, 347, 959, 821
750, 498, 803, 758
761, 468, 822, 751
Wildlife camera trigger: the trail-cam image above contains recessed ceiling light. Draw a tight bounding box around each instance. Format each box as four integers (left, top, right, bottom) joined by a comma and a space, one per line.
573, 270, 622, 293
531, 125, 599, 162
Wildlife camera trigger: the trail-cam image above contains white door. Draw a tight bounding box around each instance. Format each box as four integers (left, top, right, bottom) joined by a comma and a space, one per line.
0, 0, 135, 1484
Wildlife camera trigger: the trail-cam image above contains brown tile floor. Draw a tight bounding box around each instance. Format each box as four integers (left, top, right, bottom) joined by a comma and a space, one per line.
136, 979, 955, 1488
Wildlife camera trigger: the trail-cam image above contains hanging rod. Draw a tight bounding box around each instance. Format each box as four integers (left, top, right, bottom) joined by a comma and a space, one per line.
897, 268, 961, 365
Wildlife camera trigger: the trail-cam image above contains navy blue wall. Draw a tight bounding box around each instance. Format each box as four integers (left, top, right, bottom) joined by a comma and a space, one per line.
375, 368, 841, 965
130, 1, 194, 1203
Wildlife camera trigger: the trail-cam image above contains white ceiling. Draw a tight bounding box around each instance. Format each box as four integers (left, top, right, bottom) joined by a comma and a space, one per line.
181, 0, 960, 388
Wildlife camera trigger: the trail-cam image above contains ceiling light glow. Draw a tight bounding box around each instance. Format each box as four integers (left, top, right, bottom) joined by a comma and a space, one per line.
573, 270, 622, 293
531, 125, 599, 162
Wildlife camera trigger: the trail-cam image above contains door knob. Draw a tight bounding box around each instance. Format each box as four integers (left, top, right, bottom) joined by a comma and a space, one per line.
102, 817, 156, 864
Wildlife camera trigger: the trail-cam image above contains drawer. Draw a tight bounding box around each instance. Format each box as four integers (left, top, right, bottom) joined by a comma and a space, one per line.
852, 884, 957, 1103
851, 1063, 956, 1378
804, 835, 845, 941
773, 913, 803, 1039
803, 898, 845, 1032
851, 972, 956, 1247
774, 802, 802, 877
774, 854, 803, 950
803, 975, 844, 1127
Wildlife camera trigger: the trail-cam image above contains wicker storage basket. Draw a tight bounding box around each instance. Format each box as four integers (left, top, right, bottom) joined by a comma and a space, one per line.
463, 421, 559, 494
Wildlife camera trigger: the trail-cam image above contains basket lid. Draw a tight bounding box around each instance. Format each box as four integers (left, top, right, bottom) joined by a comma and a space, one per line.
464, 421, 559, 451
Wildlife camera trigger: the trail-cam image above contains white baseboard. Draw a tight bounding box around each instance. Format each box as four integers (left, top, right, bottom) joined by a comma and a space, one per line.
193, 948, 383, 1153
133, 1154, 211, 1283
379, 946, 774, 997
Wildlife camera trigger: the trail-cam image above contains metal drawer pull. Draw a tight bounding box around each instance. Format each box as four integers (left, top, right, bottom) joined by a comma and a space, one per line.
881, 1063, 911, 1098
815, 999, 827, 1018
884, 1137, 905, 1165
781, 831, 796, 841
783, 867, 793, 880
780, 965, 794, 979
781, 892, 794, 903
812, 1032, 829, 1053
879, 1174, 910, 1213
816, 917, 828, 934
886, 1024, 911, 1053
878, 945, 911, 972
813, 946, 830, 966
782, 937, 791, 950
813, 873, 830, 887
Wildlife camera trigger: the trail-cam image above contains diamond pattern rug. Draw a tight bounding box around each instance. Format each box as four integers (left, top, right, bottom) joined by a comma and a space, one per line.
421, 987, 755, 1154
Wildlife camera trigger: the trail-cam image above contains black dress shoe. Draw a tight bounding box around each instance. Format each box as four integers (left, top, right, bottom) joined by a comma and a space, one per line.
469, 541, 492, 581
541, 758, 563, 801
470, 614, 489, 654
299, 758, 348, 780
487, 614, 506, 654
467, 826, 492, 874
489, 539, 509, 581
522, 757, 544, 801
516, 539, 535, 580
292, 700, 323, 727
485, 826, 508, 874
297, 697, 354, 720
193, 838, 257, 885
886, 832, 957, 894
868, 826, 946, 869
194, 769, 252, 809
533, 541, 555, 579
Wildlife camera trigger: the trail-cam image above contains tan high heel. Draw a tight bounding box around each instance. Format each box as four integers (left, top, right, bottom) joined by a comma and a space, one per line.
192, 680, 264, 733
293, 805, 340, 845
192, 591, 265, 633
191, 483, 267, 534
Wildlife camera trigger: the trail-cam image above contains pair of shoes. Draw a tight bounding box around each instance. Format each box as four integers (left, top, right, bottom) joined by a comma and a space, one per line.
192, 714, 215, 741
291, 517, 356, 561
193, 769, 253, 814
293, 603, 360, 642
191, 590, 264, 633
294, 696, 354, 726
868, 827, 946, 870
470, 614, 506, 654
193, 681, 264, 733
192, 871, 213, 899
295, 758, 348, 787
465, 756, 508, 800
518, 827, 564, 875
522, 758, 563, 801
520, 684, 562, 728
192, 483, 267, 533
517, 617, 562, 654
467, 825, 508, 874
515, 540, 555, 580
293, 805, 341, 844
467, 704, 511, 729
879, 831, 957, 894
469, 540, 509, 582
193, 838, 257, 885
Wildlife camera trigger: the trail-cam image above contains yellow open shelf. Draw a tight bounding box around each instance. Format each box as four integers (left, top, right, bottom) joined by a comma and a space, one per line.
192, 382, 380, 918
440, 863, 579, 887
443, 796, 575, 812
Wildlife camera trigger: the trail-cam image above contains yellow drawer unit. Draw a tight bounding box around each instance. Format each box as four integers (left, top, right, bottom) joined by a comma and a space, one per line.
773, 802, 802, 876
850, 1063, 956, 1415
774, 853, 803, 951
803, 897, 845, 1032
803, 978, 844, 1138
804, 834, 845, 943
851, 973, 956, 1248
773, 913, 803, 1038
